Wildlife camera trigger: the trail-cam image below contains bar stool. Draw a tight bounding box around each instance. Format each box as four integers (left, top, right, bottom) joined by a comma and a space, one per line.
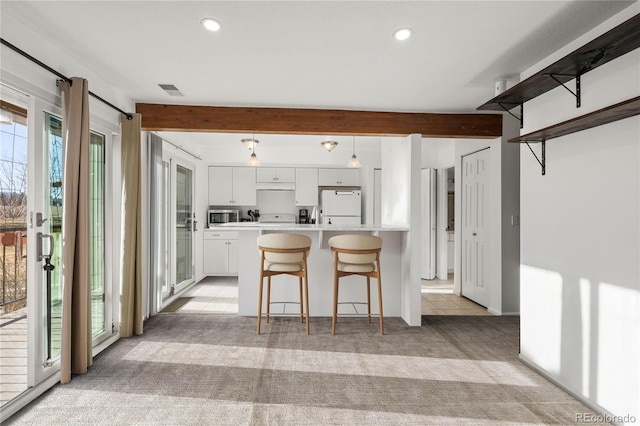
328, 234, 384, 335
257, 233, 312, 335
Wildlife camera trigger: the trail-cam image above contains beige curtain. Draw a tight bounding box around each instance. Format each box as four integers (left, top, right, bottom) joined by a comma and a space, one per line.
120, 113, 144, 337
59, 77, 92, 384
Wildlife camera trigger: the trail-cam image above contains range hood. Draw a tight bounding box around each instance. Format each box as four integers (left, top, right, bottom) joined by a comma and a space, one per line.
256, 182, 295, 191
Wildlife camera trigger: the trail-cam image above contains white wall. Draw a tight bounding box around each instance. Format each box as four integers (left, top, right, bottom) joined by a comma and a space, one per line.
381, 135, 422, 326
519, 5, 639, 420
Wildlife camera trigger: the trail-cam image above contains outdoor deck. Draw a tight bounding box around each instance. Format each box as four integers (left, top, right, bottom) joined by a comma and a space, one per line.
0, 308, 27, 406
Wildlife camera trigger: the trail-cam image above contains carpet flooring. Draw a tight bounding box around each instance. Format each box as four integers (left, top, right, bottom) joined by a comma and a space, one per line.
4, 315, 606, 425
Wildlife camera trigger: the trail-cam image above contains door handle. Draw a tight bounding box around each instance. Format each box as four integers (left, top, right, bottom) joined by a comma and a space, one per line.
37, 232, 54, 261
36, 212, 48, 227
472, 232, 477, 236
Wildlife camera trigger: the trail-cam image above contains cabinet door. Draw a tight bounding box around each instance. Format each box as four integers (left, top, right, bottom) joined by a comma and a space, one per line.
318, 169, 340, 186
256, 167, 277, 182
232, 167, 257, 205
338, 168, 360, 186
227, 239, 239, 274
295, 168, 318, 206
276, 167, 296, 183
318, 168, 360, 186
209, 167, 233, 205
256, 167, 295, 183
203, 239, 229, 274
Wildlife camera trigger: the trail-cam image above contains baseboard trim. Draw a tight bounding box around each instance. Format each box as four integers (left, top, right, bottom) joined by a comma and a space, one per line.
519, 355, 626, 425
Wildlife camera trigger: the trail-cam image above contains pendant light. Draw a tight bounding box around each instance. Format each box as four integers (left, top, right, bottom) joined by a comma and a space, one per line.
248, 147, 260, 166
321, 139, 338, 152
241, 137, 259, 150
243, 134, 260, 166
347, 136, 361, 168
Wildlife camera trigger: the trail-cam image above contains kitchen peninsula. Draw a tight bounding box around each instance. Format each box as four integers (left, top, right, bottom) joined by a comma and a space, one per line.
208, 223, 409, 319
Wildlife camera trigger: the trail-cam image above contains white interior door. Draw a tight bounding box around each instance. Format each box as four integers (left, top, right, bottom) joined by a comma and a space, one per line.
461, 148, 489, 307
421, 169, 436, 279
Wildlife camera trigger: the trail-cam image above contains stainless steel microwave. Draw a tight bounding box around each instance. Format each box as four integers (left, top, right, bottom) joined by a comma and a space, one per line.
208, 209, 239, 226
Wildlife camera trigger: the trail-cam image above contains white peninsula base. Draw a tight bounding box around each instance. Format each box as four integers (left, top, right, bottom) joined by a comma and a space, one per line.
218, 225, 410, 322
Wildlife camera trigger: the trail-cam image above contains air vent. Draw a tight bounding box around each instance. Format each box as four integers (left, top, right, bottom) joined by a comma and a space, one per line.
158, 84, 184, 96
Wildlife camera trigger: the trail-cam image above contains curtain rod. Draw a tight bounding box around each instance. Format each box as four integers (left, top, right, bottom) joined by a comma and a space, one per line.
155, 133, 202, 160
1, 38, 133, 120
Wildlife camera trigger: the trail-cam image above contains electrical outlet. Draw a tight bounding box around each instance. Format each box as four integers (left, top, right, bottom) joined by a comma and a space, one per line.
511, 214, 520, 226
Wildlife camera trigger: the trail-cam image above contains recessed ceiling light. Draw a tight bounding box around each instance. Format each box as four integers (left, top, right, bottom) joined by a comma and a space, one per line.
201, 18, 221, 32
393, 28, 412, 41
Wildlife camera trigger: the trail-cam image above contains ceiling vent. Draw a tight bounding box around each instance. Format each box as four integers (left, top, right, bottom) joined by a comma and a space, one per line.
158, 84, 184, 96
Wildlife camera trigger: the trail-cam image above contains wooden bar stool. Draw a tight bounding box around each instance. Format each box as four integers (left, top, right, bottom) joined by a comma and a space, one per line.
328, 234, 384, 335
257, 233, 312, 335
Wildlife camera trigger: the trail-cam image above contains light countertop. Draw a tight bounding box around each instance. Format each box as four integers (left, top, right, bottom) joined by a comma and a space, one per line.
206, 223, 409, 232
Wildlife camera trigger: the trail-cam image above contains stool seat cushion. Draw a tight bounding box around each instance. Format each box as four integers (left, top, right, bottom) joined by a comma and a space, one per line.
264, 260, 305, 272
337, 261, 376, 273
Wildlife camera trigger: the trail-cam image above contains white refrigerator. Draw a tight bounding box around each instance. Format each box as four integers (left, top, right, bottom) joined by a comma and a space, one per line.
321, 190, 362, 225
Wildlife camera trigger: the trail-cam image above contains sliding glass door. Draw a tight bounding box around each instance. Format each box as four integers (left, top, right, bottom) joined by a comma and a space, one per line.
160, 156, 195, 302
1, 83, 114, 412
175, 164, 194, 290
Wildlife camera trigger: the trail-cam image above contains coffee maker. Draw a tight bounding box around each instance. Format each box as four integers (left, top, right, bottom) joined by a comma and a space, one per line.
298, 208, 309, 224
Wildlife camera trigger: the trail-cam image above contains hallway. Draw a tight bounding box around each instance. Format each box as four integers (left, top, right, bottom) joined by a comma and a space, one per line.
421, 275, 491, 316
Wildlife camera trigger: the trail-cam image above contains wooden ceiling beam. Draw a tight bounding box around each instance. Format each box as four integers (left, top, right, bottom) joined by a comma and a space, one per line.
136, 103, 503, 139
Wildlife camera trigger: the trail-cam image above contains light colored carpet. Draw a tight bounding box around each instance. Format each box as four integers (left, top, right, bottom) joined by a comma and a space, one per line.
4, 315, 606, 425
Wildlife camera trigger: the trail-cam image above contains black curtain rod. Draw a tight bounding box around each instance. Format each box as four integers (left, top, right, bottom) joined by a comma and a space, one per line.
1, 38, 133, 120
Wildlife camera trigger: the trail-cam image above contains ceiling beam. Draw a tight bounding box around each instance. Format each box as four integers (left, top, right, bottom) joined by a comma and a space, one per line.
136, 103, 503, 138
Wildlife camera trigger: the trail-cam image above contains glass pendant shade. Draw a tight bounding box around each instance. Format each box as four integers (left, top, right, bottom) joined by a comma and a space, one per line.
248, 151, 260, 166
348, 154, 361, 168
241, 138, 259, 150
347, 136, 361, 168
321, 140, 338, 151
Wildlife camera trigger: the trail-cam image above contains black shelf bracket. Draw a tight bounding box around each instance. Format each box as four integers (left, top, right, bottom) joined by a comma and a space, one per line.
498, 102, 524, 129
544, 73, 581, 108
525, 141, 546, 176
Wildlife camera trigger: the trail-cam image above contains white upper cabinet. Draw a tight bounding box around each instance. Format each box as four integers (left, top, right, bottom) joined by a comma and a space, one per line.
208, 166, 256, 205
256, 167, 295, 183
318, 168, 360, 186
232, 167, 257, 205
295, 168, 318, 206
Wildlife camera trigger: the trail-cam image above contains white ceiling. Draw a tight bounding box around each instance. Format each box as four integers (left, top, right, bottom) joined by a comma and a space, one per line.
1, 1, 635, 148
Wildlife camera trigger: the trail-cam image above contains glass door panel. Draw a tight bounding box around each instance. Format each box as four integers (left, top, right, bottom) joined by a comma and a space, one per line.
43, 112, 63, 362
175, 164, 193, 289
89, 131, 105, 338
160, 159, 171, 299
0, 98, 29, 406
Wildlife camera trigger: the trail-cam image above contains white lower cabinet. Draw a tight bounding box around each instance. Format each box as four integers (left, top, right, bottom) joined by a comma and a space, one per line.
204, 231, 239, 275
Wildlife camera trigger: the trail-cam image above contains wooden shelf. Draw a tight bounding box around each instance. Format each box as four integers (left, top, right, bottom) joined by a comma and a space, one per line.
477, 14, 640, 112
508, 96, 640, 144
